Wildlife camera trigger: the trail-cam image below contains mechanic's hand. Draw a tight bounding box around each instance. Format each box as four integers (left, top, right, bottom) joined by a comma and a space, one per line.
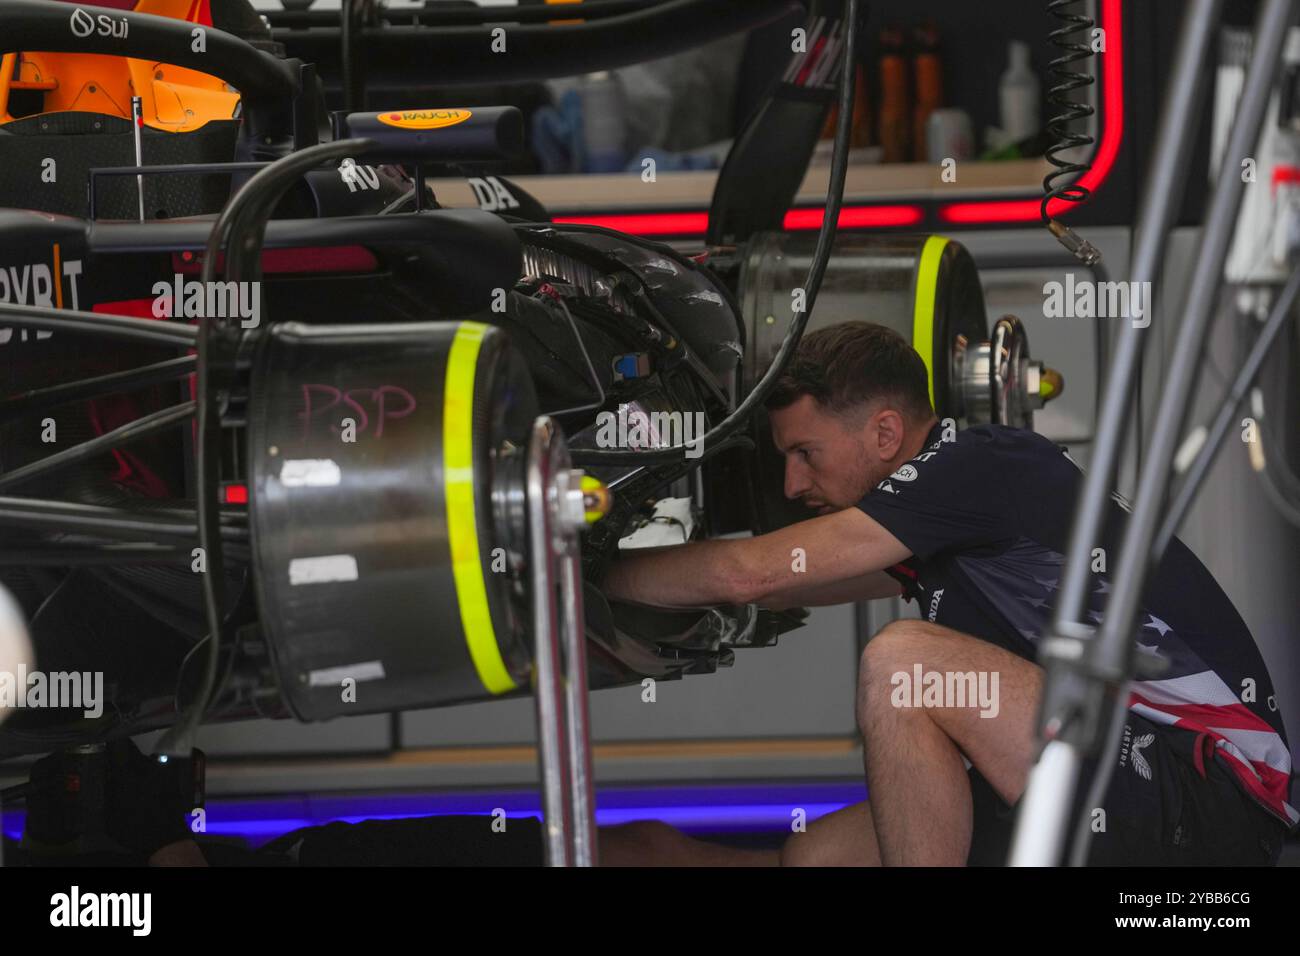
105, 738, 201, 859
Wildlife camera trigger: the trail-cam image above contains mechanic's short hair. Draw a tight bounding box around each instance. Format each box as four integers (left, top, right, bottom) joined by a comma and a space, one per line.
764, 321, 934, 423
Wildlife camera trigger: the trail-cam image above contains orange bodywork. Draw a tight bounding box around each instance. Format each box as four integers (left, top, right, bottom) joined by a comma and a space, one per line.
0, 0, 240, 132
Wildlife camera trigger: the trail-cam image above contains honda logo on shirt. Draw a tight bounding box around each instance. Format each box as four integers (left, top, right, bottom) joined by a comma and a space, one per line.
927, 588, 944, 621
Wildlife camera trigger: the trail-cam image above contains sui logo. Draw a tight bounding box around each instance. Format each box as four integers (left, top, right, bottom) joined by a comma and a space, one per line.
69, 7, 129, 39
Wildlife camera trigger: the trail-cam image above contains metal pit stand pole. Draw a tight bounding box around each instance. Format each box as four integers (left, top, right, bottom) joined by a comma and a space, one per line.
1011, 0, 1226, 864
526, 417, 599, 867
557, 470, 598, 867
1011, 0, 1295, 865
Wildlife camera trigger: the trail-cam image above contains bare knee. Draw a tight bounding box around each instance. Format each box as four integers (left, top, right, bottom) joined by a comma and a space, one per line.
857, 619, 950, 731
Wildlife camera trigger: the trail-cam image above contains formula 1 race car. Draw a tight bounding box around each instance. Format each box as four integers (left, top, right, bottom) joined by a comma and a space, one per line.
0, 0, 1060, 757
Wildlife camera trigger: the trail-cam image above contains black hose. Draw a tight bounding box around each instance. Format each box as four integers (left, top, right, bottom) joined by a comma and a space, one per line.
341, 0, 363, 112
1041, 0, 1097, 224
0, 302, 197, 348
567, 0, 860, 466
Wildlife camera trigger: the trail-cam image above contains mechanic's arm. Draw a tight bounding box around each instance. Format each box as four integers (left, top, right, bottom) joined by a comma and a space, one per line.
756, 570, 902, 611
603, 508, 911, 609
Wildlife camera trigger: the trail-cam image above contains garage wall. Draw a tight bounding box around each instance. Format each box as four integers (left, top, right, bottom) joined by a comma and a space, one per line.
399, 603, 859, 748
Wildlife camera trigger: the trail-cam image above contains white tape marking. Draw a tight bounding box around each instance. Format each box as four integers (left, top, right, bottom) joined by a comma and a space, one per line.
308, 660, 386, 687
289, 554, 358, 586
280, 459, 342, 487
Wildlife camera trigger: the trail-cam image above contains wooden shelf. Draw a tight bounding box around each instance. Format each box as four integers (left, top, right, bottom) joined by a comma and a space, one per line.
427, 157, 1050, 213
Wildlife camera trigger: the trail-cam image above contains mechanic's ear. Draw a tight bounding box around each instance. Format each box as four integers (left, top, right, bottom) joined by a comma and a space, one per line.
873, 408, 907, 462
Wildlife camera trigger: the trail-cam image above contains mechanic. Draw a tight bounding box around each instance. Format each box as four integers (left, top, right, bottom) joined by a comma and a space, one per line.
603, 320, 1297, 866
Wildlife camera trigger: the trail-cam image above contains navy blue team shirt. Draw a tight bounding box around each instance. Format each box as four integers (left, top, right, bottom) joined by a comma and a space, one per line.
856, 421, 1296, 828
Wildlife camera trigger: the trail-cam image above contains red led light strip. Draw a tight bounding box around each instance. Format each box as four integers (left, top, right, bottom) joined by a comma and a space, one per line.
553, 205, 924, 236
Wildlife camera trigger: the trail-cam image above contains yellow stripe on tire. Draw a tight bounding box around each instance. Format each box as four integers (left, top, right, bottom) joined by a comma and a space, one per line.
444, 322, 516, 694
912, 235, 949, 410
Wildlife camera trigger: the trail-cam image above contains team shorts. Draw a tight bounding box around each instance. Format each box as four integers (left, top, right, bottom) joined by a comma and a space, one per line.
965, 710, 1290, 865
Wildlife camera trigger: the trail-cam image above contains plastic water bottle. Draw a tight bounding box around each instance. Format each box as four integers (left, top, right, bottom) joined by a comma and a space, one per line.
581, 71, 628, 173
999, 41, 1040, 143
